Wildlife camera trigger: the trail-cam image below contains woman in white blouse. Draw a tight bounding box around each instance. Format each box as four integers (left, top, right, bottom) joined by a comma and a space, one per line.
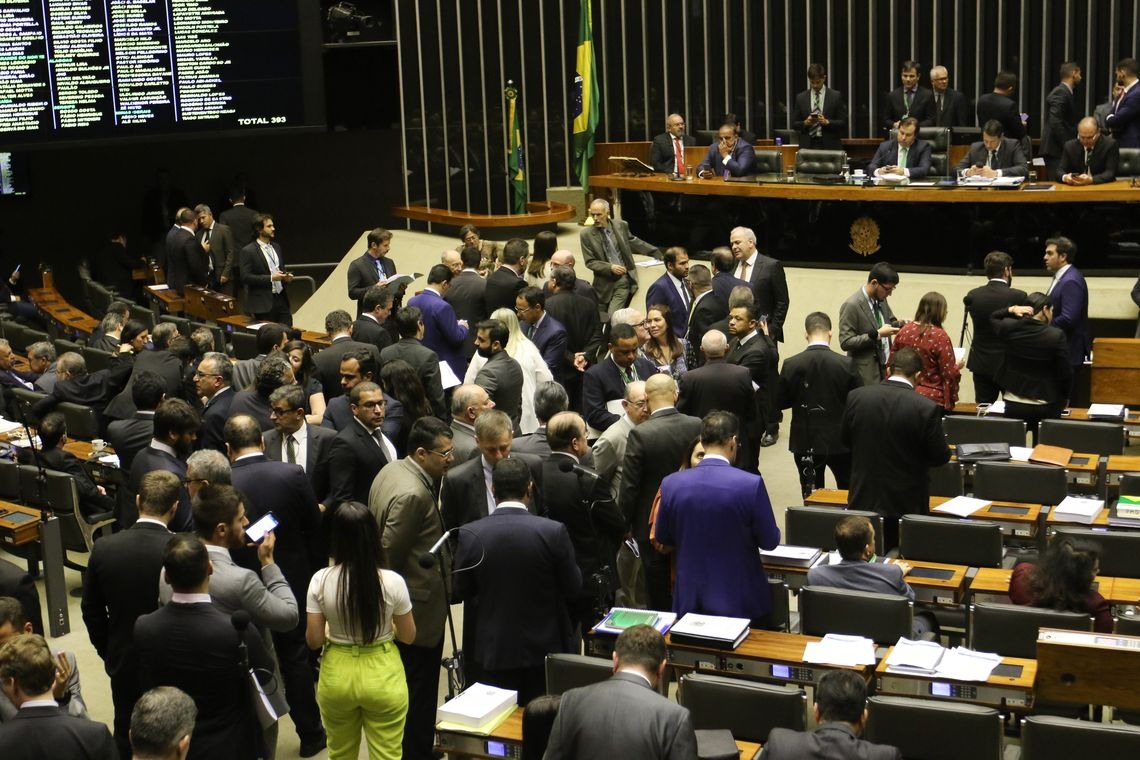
464, 307, 553, 433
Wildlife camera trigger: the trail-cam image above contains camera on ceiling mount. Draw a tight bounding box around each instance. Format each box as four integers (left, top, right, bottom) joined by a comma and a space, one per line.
325, 2, 380, 43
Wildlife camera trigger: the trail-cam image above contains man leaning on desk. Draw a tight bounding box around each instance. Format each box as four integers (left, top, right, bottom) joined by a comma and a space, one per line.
955, 120, 1028, 178
697, 123, 756, 178
1059, 116, 1120, 185
866, 117, 932, 179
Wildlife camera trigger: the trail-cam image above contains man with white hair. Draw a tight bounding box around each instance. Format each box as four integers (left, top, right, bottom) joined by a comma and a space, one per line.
581, 199, 656, 320
610, 307, 651, 353
929, 65, 972, 128
441, 249, 463, 275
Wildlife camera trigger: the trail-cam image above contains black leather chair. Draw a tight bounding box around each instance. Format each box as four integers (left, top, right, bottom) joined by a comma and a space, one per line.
865, 696, 1003, 760
1115, 614, 1140, 635
929, 461, 964, 497
773, 128, 800, 146
58, 401, 100, 441
951, 126, 983, 146
158, 314, 192, 337
9, 387, 47, 426
678, 673, 806, 744
81, 346, 114, 373
968, 602, 1092, 659
898, 514, 1004, 568
785, 507, 884, 555
918, 127, 951, 152
285, 276, 317, 311
83, 278, 116, 314
128, 304, 156, 331
798, 586, 913, 645
544, 653, 612, 696
693, 129, 718, 146
1121, 473, 1140, 496
1038, 419, 1125, 456
1051, 528, 1140, 579
11, 328, 48, 355
0, 459, 19, 500
230, 330, 258, 360
928, 153, 950, 176
753, 149, 782, 174
943, 415, 1027, 446
1020, 715, 1140, 758
1119, 147, 1140, 177
972, 462, 1069, 506
795, 149, 846, 175
52, 338, 83, 356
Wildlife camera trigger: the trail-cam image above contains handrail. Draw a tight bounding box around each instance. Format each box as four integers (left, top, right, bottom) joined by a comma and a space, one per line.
391, 200, 576, 228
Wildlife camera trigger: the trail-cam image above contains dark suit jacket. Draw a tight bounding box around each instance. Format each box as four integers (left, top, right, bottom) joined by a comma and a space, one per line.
678, 358, 755, 426
530, 313, 569, 382
351, 314, 394, 355
218, 203, 258, 250
777, 345, 860, 455
685, 291, 728, 356
347, 252, 397, 314
761, 723, 902, 760
990, 311, 1072, 403
540, 453, 625, 583
1048, 265, 1091, 366
650, 132, 695, 173
127, 448, 191, 531
484, 266, 527, 314
793, 87, 849, 150
165, 225, 206, 293
1041, 83, 1079, 157
645, 273, 689, 337
408, 289, 468, 379
711, 271, 750, 304
1106, 83, 1140, 148
327, 420, 393, 507
31, 370, 126, 432
0, 705, 116, 759
238, 240, 287, 315
964, 280, 1028, 377
546, 291, 604, 364
453, 507, 581, 670
867, 137, 934, 178
741, 254, 790, 342
883, 86, 935, 129
582, 356, 657, 432
976, 91, 1026, 140
198, 220, 237, 284
227, 389, 273, 431
474, 350, 524, 432
313, 336, 382, 399
842, 380, 951, 517
932, 87, 973, 128
198, 386, 235, 453
106, 412, 154, 472
264, 423, 337, 507
380, 337, 447, 418
104, 349, 185, 420
1059, 135, 1120, 184
40, 447, 115, 517
444, 270, 488, 358
619, 408, 702, 544
727, 332, 778, 439
0, 557, 43, 635
440, 452, 545, 531
954, 137, 1028, 176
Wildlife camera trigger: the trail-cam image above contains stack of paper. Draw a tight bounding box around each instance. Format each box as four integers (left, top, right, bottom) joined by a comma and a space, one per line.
669, 613, 751, 650
932, 496, 991, 517
760, 545, 823, 568
884, 638, 946, 675
935, 648, 1002, 681
803, 634, 876, 667
981, 400, 1006, 415
1052, 496, 1105, 525
97, 453, 121, 468
436, 683, 517, 731
0, 418, 23, 435
886, 638, 1003, 682
1088, 403, 1126, 420
1009, 446, 1034, 462
592, 607, 677, 636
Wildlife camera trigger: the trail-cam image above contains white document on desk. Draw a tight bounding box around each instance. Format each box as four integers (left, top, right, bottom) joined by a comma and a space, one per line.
885, 638, 945, 675
1052, 496, 1104, 524
635, 259, 664, 268
0, 418, 23, 435
932, 496, 991, 517
934, 647, 1002, 681
803, 634, 876, 667
1009, 446, 1034, 462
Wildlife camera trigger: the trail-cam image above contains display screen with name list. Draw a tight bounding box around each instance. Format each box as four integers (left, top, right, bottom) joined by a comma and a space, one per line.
0, 0, 321, 146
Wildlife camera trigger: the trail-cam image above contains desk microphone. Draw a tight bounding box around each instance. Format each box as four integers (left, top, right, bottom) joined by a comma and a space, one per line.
231, 610, 251, 668
418, 530, 453, 568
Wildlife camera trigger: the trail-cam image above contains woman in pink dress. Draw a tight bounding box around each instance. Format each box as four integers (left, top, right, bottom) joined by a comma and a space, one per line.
890, 291, 963, 410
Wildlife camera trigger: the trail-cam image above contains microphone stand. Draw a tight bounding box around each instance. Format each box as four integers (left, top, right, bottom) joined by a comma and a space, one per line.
435, 541, 465, 700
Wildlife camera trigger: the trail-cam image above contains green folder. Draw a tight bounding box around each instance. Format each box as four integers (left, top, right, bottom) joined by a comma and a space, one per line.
604, 609, 660, 629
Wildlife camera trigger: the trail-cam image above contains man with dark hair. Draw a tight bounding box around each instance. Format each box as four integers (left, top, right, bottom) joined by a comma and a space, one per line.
164, 207, 204, 294
104, 321, 186, 421
644, 247, 691, 338
485, 238, 529, 314
473, 319, 523, 432
0, 634, 114, 758
82, 470, 181, 757
976, 70, 1027, 143
1060, 116, 1120, 185
515, 286, 569, 382
409, 264, 468, 379
449, 383, 494, 462
127, 398, 199, 530
546, 264, 604, 405
228, 354, 293, 431
0, 596, 86, 720
842, 347, 952, 551
684, 264, 726, 366
709, 247, 749, 304
839, 262, 901, 387
264, 383, 337, 509
352, 283, 395, 354
219, 187, 258, 250
444, 245, 489, 359
193, 351, 234, 453
867, 116, 933, 178
511, 381, 569, 458
793, 63, 849, 150
381, 306, 447, 419
321, 348, 385, 432
883, 60, 934, 129
107, 369, 164, 472
239, 213, 293, 325
0, 560, 41, 637
581, 199, 653, 319
195, 203, 236, 291
655, 411, 781, 626
328, 381, 398, 506
454, 457, 581, 704
347, 227, 400, 317
760, 669, 901, 760
582, 323, 657, 433
929, 65, 972, 128
1041, 62, 1083, 180
544, 624, 697, 760
725, 302, 777, 469
1043, 236, 1090, 369
316, 309, 381, 399
130, 686, 197, 760
34, 413, 115, 518
956, 119, 1028, 178
232, 322, 288, 391
1106, 57, 1140, 148
963, 251, 1028, 404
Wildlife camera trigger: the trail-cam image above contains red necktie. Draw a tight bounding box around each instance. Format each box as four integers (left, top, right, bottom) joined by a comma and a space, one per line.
674, 137, 684, 174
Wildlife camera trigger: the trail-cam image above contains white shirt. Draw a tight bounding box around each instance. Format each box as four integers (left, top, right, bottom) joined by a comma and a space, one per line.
171, 592, 212, 604
734, 251, 758, 281
807, 340, 830, 348
494, 500, 529, 512
668, 272, 689, 307
886, 376, 914, 388
19, 699, 60, 710
702, 453, 731, 464
260, 241, 282, 293
135, 517, 169, 529
616, 668, 654, 687
280, 423, 308, 471
1046, 263, 1071, 295
307, 565, 411, 645
149, 439, 177, 458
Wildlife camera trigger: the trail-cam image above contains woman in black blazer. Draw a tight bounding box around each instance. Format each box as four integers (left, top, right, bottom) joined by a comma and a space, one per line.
990, 292, 1072, 441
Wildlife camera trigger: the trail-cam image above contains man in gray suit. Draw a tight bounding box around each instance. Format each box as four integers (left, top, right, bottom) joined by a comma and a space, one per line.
473, 319, 524, 433
544, 624, 697, 760
591, 380, 648, 500
838, 262, 901, 387
580, 199, 656, 320
955, 120, 1029, 178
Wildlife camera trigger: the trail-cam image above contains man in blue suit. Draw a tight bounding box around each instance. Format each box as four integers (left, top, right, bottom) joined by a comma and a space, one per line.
582, 324, 657, 433
408, 264, 468, 379
867, 117, 932, 179
1043, 236, 1090, 369
697, 123, 756, 178
515, 287, 568, 383
654, 411, 781, 627
1106, 57, 1140, 148
644, 247, 691, 338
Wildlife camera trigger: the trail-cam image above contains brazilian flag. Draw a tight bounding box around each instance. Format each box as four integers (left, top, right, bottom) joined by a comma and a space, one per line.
506, 83, 526, 214
572, 0, 599, 190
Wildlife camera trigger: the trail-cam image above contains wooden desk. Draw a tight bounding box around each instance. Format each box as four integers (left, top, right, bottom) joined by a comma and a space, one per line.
145, 285, 185, 314
946, 445, 1101, 489
968, 567, 1125, 605
1103, 577, 1140, 606
26, 287, 100, 337
764, 552, 966, 607
0, 502, 42, 547
874, 647, 1036, 710
1036, 628, 1140, 710
928, 496, 1043, 539
951, 402, 1140, 430
1106, 455, 1140, 486
218, 315, 331, 348
181, 286, 237, 322
1090, 339, 1140, 407
803, 489, 848, 507
434, 706, 761, 759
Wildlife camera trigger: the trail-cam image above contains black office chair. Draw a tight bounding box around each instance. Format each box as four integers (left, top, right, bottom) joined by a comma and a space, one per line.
0, 459, 19, 501
929, 461, 964, 497
14, 328, 48, 355
773, 128, 800, 146
1115, 615, 1140, 635
81, 346, 114, 373
943, 416, 1027, 446
1038, 419, 1125, 456
968, 602, 1092, 659
898, 514, 1004, 568
784, 507, 885, 555
544, 653, 613, 696
928, 153, 950, 177
129, 304, 156, 331
865, 696, 1003, 760
1119, 148, 1140, 177
83, 278, 116, 314
678, 673, 806, 744
285, 276, 316, 310
53, 338, 83, 356
1121, 473, 1140, 496
9, 387, 47, 427
1051, 528, 1140, 579
58, 401, 100, 441
230, 330, 258, 360
1020, 715, 1140, 758
918, 127, 951, 152
16, 466, 97, 573
693, 129, 718, 146
972, 462, 1069, 507
795, 149, 846, 175
951, 126, 983, 146
753, 149, 782, 174
798, 586, 913, 645
158, 314, 192, 337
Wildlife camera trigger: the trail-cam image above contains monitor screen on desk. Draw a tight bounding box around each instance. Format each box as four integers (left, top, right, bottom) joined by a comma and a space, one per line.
930, 682, 952, 697
485, 741, 508, 757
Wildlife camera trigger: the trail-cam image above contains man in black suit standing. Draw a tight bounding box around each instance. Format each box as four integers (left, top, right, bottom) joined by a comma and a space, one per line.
619, 375, 701, 611
163, 207, 204, 294
327, 381, 398, 506
380, 307, 447, 419
793, 63, 849, 150
883, 60, 935, 129
582, 323, 657, 433
1041, 62, 1083, 180
546, 265, 604, 407
107, 370, 164, 473
444, 246, 488, 359
955, 119, 1029, 178
964, 251, 1028, 404
194, 351, 234, 453
195, 204, 236, 290
126, 398, 199, 531
484, 238, 529, 314
351, 284, 395, 354
976, 71, 1027, 147
454, 458, 581, 705
347, 228, 400, 317
473, 319, 524, 433
313, 309, 381, 400
1059, 116, 1121, 185
842, 348, 952, 551
726, 302, 778, 471
649, 113, 694, 174
81, 470, 181, 757
218, 187, 258, 250
929, 65, 973, 127
678, 330, 755, 434
264, 384, 337, 509
0, 560, 42, 636
239, 213, 293, 326
777, 313, 861, 497
684, 265, 726, 367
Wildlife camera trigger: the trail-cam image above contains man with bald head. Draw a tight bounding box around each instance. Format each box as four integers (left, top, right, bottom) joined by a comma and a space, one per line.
441, 249, 463, 275
619, 374, 702, 611
1060, 116, 1120, 185
591, 380, 647, 500
450, 383, 495, 462
678, 330, 756, 446
650, 113, 694, 174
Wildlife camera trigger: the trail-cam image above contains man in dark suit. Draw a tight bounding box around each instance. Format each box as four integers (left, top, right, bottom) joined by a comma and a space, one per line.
964, 251, 1029, 403
684, 265, 727, 367
761, 669, 903, 760
867, 117, 934, 179
0, 560, 42, 636
581, 199, 653, 319
230, 322, 287, 392
238, 212, 293, 325
619, 375, 701, 612
1041, 62, 1083, 180
957, 120, 1030, 177
546, 250, 599, 304
351, 284, 395, 355
1106, 57, 1140, 148
30, 351, 127, 432
314, 309, 382, 399
644, 247, 691, 338
103, 322, 186, 422
228, 355, 292, 432
408, 264, 469, 379
976, 71, 1027, 146
473, 319, 524, 433
327, 382, 397, 506
582, 323, 657, 433
696, 122, 757, 178
841, 348, 952, 551
1044, 236, 1091, 369
0, 634, 115, 759
1060, 116, 1121, 185
546, 265, 604, 406
193, 352, 233, 453
726, 302, 778, 470
544, 625, 697, 760
81, 470, 180, 757
710, 248, 750, 304
225, 414, 325, 755
883, 60, 935, 129
347, 228, 400, 317
678, 329, 755, 445
929, 65, 972, 127
793, 63, 849, 150
218, 189, 258, 250
454, 457, 581, 705
777, 313, 860, 497
264, 384, 337, 509
516, 287, 569, 383
106, 371, 163, 473
126, 398, 199, 531
649, 113, 694, 174
195, 204, 236, 290
35, 413, 115, 518
380, 307, 447, 419
321, 349, 379, 432
484, 238, 529, 314
444, 246, 488, 359
163, 207, 205, 294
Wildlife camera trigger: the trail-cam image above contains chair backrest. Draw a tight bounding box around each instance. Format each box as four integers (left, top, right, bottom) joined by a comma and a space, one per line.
943, 416, 1027, 446
929, 153, 950, 177
773, 128, 800, 146
285, 276, 316, 310
799, 586, 912, 645
17, 463, 49, 507
785, 507, 885, 555
1038, 419, 1124, 456
1119, 147, 1140, 177
58, 401, 100, 441
129, 304, 156, 331
544, 653, 613, 696
44, 469, 88, 553
1051, 527, 1140, 579
753, 149, 782, 174
53, 338, 82, 356
795, 149, 846, 174
0, 459, 19, 500
693, 129, 718, 146
1020, 714, 1140, 758
898, 514, 1004, 568
11, 328, 48, 355
918, 127, 951, 152
81, 346, 114, 373
969, 602, 1092, 659
865, 696, 1003, 760
1120, 473, 1140, 497
929, 461, 964, 497
0, 323, 25, 350
972, 461, 1069, 507
9, 388, 47, 426
230, 330, 258, 360
84, 278, 115, 314
678, 673, 805, 743
158, 314, 192, 337
1115, 614, 1140, 635
951, 126, 982, 145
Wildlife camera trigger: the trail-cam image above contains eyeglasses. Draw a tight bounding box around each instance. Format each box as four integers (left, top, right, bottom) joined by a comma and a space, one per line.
269, 406, 300, 417
429, 448, 455, 459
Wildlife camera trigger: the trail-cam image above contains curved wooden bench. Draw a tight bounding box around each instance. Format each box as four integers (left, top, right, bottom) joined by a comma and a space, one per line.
390, 200, 576, 228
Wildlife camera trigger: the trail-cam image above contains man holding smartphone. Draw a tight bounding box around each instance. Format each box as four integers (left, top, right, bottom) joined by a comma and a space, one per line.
793, 63, 848, 150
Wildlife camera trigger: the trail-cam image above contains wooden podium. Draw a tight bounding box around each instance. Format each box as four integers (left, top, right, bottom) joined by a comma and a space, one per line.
182, 286, 237, 321
1036, 627, 1140, 710
1091, 338, 1140, 406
